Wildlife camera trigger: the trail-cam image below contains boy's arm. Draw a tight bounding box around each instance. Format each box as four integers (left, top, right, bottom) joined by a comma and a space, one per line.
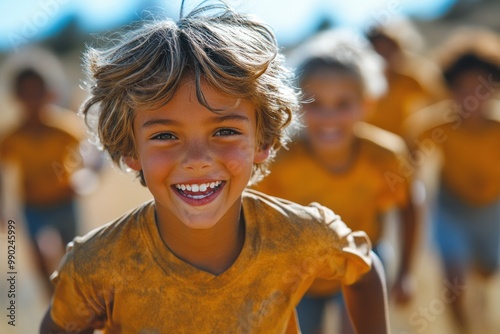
40, 307, 94, 334
392, 198, 418, 304
342, 251, 390, 334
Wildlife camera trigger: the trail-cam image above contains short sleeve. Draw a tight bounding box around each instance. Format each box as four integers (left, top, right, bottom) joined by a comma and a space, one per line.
311, 203, 372, 286
50, 244, 107, 331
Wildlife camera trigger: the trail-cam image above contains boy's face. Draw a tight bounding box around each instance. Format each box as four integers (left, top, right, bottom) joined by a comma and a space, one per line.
370, 35, 399, 65
16, 76, 50, 115
302, 72, 366, 154
451, 69, 492, 114
125, 79, 269, 229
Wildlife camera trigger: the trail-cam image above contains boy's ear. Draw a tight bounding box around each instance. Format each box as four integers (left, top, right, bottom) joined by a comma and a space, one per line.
254, 144, 271, 164
123, 156, 141, 171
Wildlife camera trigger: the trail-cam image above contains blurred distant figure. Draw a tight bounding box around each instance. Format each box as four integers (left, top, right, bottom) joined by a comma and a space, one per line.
256, 31, 417, 334
409, 27, 500, 333
365, 18, 447, 140
0, 68, 82, 296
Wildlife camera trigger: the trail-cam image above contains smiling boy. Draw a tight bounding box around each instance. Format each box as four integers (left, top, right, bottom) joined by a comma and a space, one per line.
125, 80, 266, 275
40, 2, 389, 333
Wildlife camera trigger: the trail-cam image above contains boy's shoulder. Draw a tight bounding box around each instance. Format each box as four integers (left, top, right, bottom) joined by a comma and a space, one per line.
354, 122, 407, 158
67, 200, 155, 267
389, 68, 423, 92
2, 122, 77, 146
0, 125, 35, 155
242, 189, 349, 236
0, 124, 29, 146
242, 190, 372, 282
243, 188, 324, 216
404, 100, 467, 139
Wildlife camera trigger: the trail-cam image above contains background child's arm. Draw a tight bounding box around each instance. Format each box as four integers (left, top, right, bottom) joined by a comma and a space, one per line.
341, 251, 390, 334
392, 199, 417, 304
40, 307, 94, 334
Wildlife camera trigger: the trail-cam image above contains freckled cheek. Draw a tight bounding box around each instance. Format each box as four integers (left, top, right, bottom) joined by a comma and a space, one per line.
304, 112, 338, 129
141, 149, 177, 180
220, 142, 256, 175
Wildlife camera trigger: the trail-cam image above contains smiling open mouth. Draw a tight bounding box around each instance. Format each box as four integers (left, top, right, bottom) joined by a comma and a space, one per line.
174, 181, 224, 200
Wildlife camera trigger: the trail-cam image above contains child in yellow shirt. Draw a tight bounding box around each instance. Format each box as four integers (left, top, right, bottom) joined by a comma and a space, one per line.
39, 2, 389, 333
365, 20, 447, 140
256, 30, 417, 333
0, 68, 81, 295
409, 27, 500, 333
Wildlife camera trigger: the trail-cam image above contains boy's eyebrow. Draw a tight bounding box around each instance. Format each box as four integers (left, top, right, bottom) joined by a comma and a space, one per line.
207, 113, 250, 124
142, 113, 250, 129
142, 118, 180, 128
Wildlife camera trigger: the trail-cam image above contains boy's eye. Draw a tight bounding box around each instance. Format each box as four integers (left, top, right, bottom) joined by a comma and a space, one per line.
151, 132, 177, 140
214, 128, 241, 136
336, 100, 354, 111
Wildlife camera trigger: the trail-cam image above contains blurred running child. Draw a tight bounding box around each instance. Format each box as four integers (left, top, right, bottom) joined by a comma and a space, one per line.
0, 68, 82, 296
365, 19, 445, 140
256, 30, 417, 334
409, 27, 500, 333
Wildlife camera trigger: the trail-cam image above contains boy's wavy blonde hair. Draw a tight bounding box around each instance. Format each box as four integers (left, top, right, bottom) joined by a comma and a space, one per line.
81, 2, 299, 186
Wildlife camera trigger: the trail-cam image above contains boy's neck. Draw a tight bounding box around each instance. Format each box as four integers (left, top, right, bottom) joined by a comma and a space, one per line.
22, 114, 46, 132
311, 138, 359, 174
155, 202, 245, 276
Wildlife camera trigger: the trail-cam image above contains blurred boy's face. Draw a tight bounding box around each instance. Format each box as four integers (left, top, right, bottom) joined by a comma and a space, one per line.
302, 72, 366, 155
369, 35, 399, 67
450, 69, 492, 114
16, 76, 49, 115
126, 79, 269, 230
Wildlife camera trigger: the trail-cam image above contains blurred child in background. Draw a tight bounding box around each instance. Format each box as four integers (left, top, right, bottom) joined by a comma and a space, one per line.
256, 30, 418, 333
409, 27, 500, 333
0, 68, 82, 296
365, 19, 446, 141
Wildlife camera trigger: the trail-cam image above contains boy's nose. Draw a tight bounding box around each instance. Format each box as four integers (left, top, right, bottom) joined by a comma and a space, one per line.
181, 140, 213, 171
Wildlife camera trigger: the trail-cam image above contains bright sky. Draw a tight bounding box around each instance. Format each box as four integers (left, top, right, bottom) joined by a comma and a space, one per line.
0, 0, 457, 51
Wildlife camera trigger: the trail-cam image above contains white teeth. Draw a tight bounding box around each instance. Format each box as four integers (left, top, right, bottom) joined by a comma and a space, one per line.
188, 194, 209, 199
175, 181, 222, 193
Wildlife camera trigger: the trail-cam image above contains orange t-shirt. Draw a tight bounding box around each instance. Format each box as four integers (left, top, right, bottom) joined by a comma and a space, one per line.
0, 124, 80, 206
49, 190, 371, 333
366, 69, 428, 138
256, 123, 410, 245
416, 101, 500, 206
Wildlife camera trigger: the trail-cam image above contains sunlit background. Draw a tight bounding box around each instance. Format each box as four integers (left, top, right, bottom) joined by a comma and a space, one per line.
0, 0, 499, 333
1, 0, 498, 107
0, 0, 460, 51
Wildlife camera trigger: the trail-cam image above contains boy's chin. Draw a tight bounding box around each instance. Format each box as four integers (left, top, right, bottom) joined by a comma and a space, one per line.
178, 215, 221, 230
311, 138, 350, 153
